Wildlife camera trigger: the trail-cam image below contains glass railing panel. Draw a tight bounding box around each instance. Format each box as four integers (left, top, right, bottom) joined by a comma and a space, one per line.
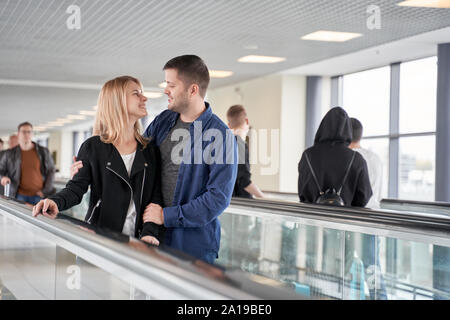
218, 208, 450, 300
1, 198, 305, 300
0, 209, 150, 300
218, 212, 344, 299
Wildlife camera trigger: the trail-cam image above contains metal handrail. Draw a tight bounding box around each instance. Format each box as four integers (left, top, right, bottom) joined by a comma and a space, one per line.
230, 198, 450, 233
0, 196, 302, 300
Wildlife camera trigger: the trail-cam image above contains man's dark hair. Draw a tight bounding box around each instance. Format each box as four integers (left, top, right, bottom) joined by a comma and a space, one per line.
0, 139, 3, 144
163, 55, 210, 98
350, 118, 363, 143
18, 122, 33, 131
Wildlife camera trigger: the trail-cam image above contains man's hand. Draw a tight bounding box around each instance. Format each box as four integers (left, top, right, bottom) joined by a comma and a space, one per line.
141, 236, 160, 246
1, 177, 11, 186
32, 199, 59, 219
143, 203, 164, 225
71, 156, 83, 179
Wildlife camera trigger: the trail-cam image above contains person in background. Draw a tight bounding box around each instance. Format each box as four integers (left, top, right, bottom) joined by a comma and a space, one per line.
8, 134, 19, 149
349, 117, 388, 300
349, 118, 383, 209
226, 105, 264, 199
32, 76, 163, 245
297, 107, 372, 207
0, 122, 55, 205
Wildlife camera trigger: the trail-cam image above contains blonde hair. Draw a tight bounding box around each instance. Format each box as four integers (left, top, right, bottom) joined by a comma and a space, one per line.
93, 76, 148, 147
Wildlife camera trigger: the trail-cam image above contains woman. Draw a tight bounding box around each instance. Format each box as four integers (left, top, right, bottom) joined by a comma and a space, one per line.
297, 107, 372, 207
33, 76, 163, 245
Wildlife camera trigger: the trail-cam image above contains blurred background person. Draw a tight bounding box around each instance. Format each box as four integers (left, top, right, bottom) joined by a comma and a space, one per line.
8, 134, 19, 149
227, 105, 264, 199
0, 122, 55, 205
349, 118, 383, 209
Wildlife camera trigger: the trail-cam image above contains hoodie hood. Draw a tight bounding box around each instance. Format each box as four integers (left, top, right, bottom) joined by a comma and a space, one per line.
314, 107, 352, 145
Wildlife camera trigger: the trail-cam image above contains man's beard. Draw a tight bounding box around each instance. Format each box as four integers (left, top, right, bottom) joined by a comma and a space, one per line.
169, 93, 189, 114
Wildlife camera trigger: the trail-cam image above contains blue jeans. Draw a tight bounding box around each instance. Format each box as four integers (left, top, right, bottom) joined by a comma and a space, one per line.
16, 194, 42, 205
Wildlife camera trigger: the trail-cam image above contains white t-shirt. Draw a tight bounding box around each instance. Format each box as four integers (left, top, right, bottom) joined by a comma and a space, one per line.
121, 151, 137, 236
355, 147, 383, 209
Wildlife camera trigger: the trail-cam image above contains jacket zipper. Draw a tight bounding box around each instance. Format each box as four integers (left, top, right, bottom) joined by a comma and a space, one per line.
106, 166, 135, 232
88, 199, 102, 224
140, 166, 146, 208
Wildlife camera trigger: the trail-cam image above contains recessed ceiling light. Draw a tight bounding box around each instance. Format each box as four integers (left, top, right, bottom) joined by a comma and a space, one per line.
301, 30, 363, 42
244, 45, 259, 50
67, 115, 87, 120
397, 0, 450, 8
238, 55, 286, 64
34, 127, 47, 132
80, 110, 97, 116
57, 118, 73, 123
209, 70, 234, 78
144, 92, 163, 99
159, 82, 167, 89
47, 122, 64, 127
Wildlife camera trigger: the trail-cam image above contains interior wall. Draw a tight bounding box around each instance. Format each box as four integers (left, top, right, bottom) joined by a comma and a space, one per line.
280, 75, 307, 192
208, 74, 308, 193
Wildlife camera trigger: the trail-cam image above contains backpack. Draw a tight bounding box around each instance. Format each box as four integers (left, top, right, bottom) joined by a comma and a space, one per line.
304, 151, 356, 207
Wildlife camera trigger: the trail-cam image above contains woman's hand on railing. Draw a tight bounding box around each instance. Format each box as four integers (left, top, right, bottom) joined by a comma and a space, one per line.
32, 199, 59, 219
141, 236, 160, 246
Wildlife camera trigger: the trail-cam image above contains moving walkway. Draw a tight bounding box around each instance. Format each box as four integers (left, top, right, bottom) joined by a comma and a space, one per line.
5, 181, 448, 300
219, 197, 450, 300
0, 196, 302, 300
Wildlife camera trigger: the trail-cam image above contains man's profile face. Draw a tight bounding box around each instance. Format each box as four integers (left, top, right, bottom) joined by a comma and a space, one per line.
164, 69, 190, 114
18, 125, 33, 145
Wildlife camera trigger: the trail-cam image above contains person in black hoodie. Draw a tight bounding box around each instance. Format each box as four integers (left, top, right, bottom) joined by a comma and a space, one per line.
298, 107, 372, 207
32, 76, 163, 245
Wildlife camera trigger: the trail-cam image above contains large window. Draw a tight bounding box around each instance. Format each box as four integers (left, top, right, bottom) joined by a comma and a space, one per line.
399, 136, 435, 201
343, 67, 391, 198
342, 57, 437, 201
343, 66, 390, 136
398, 57, 437, 201
399, 57, 437, 134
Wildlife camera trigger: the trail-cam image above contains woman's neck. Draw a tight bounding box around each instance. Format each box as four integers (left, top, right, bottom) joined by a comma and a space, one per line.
114, 125, 137, 155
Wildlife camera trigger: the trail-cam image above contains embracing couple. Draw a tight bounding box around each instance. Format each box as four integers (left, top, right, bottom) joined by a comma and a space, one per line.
32, 55, 238, 264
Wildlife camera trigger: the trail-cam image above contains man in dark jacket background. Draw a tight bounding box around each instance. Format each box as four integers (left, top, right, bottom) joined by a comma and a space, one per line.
0, 122, 55, 205
297, 107, 372, 207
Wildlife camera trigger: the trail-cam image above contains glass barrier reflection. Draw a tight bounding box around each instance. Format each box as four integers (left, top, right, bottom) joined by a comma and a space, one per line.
217, 210, 450, 300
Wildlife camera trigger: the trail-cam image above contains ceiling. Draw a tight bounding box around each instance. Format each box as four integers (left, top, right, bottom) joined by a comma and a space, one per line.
0, 0, 450, 136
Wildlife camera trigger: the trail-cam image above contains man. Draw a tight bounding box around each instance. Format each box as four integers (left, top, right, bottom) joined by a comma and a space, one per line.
348, 117, 387, 300
349, 118, 383, 209
226, 105, 264, 199
72, 55, 238, 263
0, 122, 55, 205
8, 134, 19, 149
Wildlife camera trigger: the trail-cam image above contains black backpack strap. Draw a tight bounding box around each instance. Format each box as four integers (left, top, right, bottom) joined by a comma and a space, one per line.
304, 152, 324, 196
338, 151, 356, 196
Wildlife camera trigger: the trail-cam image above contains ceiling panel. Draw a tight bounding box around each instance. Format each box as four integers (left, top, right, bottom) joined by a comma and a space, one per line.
0, 0, 449, 136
